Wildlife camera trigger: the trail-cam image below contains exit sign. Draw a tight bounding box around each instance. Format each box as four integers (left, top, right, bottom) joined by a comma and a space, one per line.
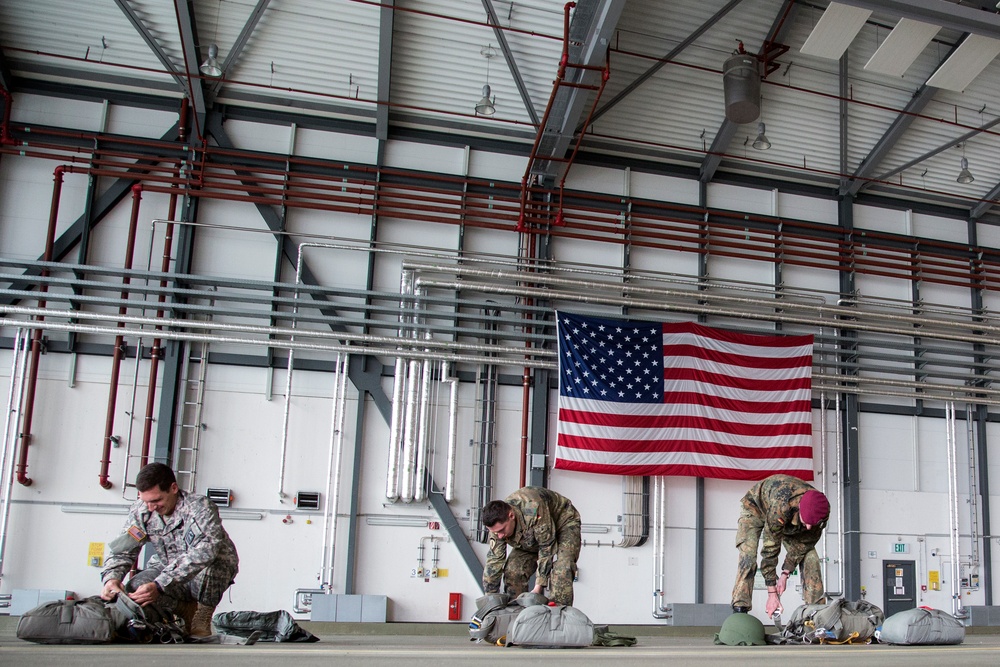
894, 543, 910, 554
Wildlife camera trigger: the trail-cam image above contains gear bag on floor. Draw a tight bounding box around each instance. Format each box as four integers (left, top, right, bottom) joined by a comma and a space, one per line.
469, 593, 525, 644
776, 598, 884, 644
505, 603, 594, 648
213, 609, 319, 642
16, 597, 117, 645
876, 607, 965, 645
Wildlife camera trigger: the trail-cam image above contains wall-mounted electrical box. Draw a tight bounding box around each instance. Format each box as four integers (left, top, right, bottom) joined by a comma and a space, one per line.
295, 491, 321, 511
206, 488, 232, 507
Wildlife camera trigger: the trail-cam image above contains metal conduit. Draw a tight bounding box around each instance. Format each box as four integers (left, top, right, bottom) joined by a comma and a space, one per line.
442, 361, 459, 503
405, 262, 1000, 341
11, 130, 1000, 296
0, 330, 29, 579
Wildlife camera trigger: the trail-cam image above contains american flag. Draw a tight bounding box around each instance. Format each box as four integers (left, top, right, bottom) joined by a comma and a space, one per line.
554, 311, 815, 481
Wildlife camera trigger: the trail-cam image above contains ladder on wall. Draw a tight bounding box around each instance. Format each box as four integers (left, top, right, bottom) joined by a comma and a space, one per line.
469, 306, 502, 543
174, 299, 214, 494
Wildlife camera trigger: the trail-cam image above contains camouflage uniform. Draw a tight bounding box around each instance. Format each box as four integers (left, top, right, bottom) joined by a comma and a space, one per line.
483, 487, 581, 606
101, 490, 239, 612
731, 474, 826, 611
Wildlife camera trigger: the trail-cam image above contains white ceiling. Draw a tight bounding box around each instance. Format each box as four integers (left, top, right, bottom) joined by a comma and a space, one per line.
3, 0, 1000, 219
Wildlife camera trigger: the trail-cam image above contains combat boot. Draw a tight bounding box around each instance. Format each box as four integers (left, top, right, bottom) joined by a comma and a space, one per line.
176, 599, 198, 634
189, 603, 217, 638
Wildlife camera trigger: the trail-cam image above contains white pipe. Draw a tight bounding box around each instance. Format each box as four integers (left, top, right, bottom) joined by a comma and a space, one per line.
0, 330, 29, 578
321, 354, 350, 590
835, 391, 845, 597
442, 361, 459, 503
277, 247, 307, 502
413, 358, 432, 502
946, 401, 963, 616
320, 353, 342, 589
386, 269, 414, 502
652, 476, 668, 618
400, 359, 421, 503
385, 358, 406, 502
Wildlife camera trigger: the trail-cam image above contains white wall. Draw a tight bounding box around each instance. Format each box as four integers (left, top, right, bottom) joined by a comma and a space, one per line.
0, 93, 997, 627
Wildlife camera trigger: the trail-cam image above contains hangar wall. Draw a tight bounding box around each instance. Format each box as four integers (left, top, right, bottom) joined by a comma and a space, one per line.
0, 93, 997, 625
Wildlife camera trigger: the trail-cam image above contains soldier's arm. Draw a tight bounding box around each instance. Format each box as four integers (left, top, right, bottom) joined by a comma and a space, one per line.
781, 528, 821, 574
482, 536, 507, 592
758, 524, 783, 585
531, 503, 557, 587
101, 506, 146, 585
153, 498, 227, 589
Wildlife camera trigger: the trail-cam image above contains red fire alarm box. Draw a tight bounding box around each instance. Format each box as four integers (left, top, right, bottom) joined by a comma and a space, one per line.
448, 592, 462, 621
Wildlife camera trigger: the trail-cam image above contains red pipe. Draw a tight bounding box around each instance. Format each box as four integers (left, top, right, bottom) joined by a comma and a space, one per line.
0, 86, 14, 146
98, 184, 142, 489
518, 230, 538, 488
140, 190, 179, 465
17, 166, 65, 486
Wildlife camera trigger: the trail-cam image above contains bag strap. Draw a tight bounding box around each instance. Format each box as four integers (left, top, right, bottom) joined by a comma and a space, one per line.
59, 600, 76, 625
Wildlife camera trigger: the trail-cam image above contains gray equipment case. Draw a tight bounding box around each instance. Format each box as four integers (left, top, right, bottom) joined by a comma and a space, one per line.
877, 607, 965, 645
505, 603, 594, 648
16, 597, 116, 644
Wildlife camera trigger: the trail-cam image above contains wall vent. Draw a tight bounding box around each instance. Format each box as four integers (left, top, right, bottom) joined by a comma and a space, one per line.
295, 491, 321, 511
206, 488, 232, 507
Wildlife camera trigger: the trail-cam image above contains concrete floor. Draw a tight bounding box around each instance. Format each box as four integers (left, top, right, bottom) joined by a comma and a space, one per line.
3, 617, 1000, 666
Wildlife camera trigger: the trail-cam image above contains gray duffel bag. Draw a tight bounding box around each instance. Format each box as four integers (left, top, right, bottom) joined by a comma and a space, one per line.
16, 597, 116, 644
877, 607, 965, 645
505, 603, 594, 648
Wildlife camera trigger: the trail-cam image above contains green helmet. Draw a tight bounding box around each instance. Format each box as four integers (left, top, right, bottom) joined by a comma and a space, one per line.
714, 612, 767, 646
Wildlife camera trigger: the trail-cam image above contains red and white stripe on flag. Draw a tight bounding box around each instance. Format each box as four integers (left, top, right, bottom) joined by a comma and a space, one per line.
554, 312, 815, 481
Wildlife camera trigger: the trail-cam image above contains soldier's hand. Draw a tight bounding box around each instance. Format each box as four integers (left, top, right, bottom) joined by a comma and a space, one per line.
100, 579, 125, 601
128, 582, 161, 607
765, 592, 783, 617
775, 571, 790, 596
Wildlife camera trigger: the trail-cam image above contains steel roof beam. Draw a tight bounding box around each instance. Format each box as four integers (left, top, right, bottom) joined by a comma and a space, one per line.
173, 0, 209, 124
113, 0, 187, 92
0, 42, 15, 91
375, 0, 394, 142
588, 0, 745, 131
841, 37, 965, 197
209, 0, 273, 97
531, 0, 626, 185
700, 0, 797, 184
836, 0, 1000, 40
481, 0, 538, 126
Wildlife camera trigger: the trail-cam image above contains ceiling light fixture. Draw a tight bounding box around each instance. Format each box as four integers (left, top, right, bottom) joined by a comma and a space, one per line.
475, 45, 497, 116
200, 43, 223, 78
957, 156, 974, 184
752, 122, 771, 150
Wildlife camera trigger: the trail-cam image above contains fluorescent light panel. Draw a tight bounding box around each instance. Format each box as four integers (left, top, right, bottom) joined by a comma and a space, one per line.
865, 18, 940, 76
800, 2, 872, 60
926, 34, 1000, 92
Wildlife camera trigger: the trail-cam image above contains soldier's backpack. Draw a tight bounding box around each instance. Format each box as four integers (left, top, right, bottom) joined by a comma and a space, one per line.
777, 598, 884, 644
16, 597, 117, 644
109, 593, 185, 644
505, 603, 594, 648
469, 593, 523, 644
876, 607, 965, 645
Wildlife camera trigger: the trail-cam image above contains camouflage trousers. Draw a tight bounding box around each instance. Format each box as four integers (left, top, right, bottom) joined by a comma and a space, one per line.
126, 560, 237, 611
731, 505, 824, 611
500, 523, 581, 606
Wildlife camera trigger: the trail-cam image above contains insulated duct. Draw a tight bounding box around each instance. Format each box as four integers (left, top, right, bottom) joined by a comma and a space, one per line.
722, 52, 761, 124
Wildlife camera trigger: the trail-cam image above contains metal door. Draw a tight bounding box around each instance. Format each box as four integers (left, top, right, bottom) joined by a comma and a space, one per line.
883, 560, 916, 618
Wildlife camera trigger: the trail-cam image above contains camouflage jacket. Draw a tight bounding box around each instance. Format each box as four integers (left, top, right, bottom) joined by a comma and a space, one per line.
742, 474, 825, 584
483, 487, 580, 590
101, 490, 239, 590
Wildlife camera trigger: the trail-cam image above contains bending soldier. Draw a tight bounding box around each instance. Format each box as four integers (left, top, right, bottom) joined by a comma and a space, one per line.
481, 486, 581, 606
100, 463, 240, 638
731, 473, 830, 617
